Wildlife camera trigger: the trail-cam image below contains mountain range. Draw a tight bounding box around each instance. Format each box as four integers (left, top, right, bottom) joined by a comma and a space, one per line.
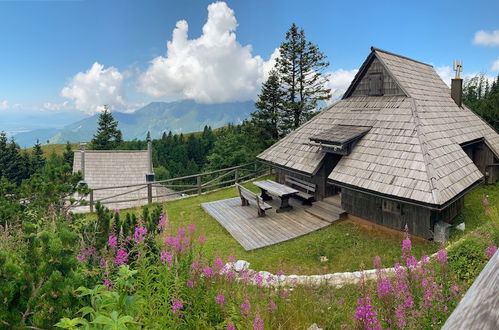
12, 100, 255, 147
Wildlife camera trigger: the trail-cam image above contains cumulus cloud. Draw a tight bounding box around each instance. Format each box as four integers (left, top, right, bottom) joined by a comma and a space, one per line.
473, 30, 499, 46
436, 65, 495, 87
43, 101, 71, 111
325, 69, 358, 101
492, 58, 499, 72
139, 1, 276, 103
61, 62, 126, 115
0, 100, 8, 110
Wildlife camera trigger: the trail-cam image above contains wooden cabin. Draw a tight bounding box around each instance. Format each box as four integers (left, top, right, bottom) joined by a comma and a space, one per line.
258, 47, 499, 240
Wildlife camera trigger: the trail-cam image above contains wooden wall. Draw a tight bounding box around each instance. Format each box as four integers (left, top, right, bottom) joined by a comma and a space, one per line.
462, 140, 499, 184
350, 57, 405, 97
341, 188, 465, 240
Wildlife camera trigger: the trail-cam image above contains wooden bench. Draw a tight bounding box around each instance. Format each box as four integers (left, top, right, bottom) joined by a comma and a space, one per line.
284, 175, 316, 205
236, 184, 272, 217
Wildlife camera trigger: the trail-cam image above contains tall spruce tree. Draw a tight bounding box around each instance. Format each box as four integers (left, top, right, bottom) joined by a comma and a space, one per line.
276, 24, 331, 131
31, 139, 45, 173
252, 69, 285, 141
62, 141, 74, 168
90, 105, 123, 150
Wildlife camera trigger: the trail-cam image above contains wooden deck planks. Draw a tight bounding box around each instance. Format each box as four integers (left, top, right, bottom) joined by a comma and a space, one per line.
201, 195, 344, 250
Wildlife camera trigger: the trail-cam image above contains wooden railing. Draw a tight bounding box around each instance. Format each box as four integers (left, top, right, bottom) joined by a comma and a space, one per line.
85, 161, 270, 212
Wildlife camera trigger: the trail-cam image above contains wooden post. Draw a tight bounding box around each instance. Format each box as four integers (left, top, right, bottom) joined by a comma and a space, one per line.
147, 183, 153, 204
197, 175, 202, 196
235, 168, 239, 184
89, 190, 94, 213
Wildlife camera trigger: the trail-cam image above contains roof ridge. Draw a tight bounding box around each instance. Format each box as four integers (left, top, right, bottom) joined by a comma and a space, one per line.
409, 98, 440, 204
371, 46, 433, 67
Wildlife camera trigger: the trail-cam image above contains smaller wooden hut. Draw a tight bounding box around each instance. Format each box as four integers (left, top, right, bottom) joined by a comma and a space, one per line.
258, 47, 499, 240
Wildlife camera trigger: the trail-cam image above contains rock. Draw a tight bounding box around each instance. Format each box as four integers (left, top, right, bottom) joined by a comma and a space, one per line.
234, 260, 250, 272
308, 323, 323, 330
456, 222, 465, 231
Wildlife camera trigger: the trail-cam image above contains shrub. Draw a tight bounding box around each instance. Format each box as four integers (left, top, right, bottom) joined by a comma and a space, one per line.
447, 236, 488, 284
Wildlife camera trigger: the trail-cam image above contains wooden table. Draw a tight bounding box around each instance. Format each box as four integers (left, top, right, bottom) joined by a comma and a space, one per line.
253, 180, 298, 212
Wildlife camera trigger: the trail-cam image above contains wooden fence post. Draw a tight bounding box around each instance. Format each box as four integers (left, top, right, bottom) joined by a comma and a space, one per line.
147, 183, 153, 204
197, 175, 202, 196
89, 190, 94, 213
235, 168, 239, 184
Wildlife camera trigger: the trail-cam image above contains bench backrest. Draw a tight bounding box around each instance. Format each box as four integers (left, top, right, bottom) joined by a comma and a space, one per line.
284, 175, 316, 193
236, 184, 264, 207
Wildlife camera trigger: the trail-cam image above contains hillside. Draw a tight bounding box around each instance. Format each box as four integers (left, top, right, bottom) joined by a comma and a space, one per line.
14, 100, 255, 147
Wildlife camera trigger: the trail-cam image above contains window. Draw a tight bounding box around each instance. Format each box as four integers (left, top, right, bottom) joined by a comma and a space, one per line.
383, 200, 401, 215
368, 72, 384, 96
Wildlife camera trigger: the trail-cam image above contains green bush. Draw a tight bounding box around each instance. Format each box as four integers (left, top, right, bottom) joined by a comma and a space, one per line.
448, 237, 488, 284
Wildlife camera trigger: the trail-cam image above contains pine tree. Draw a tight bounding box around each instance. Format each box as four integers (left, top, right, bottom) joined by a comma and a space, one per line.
31, 139, 46, 173
90, 105, 123, 150
276, 24, 331, 131
252, 69, 285, 141
62, 142, 74, 168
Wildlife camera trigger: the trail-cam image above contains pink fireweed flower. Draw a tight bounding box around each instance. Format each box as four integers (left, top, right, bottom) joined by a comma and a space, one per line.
108, 235, 117, 248
203, 266, 215, 277
486, 245, 497, 258
113, 208, 120, 214
253, 313, 264, 330
266, 274, 275, 283
228, 255, 236, 263
485, 209, 491, 216
355, 296, 381, 328
240, 299, 251, 315
161, 250, 174, 267
254, 272, 264, 287
215, 294, 226, 305
134, 226, 147, 244
277, 270, 284, 277
450, 285, 459, 297
157, 214, 168, 231
213, 257, 224, 269
373, 255, 381, 269
188, 223, 196, 234
171, 297, 183, 314
483, 198, 489, 206
198, 235, 207, 245
436, 249, 448, 264
165, 236, 179, 249
99, 258, 107, 268
77, 247, 96, 263
227, 323, 236, 330
377, 278, 394, 298
103, 278, 113, 290
186, 280, 194, 288
406, 256, 418, 268
267, 301, 277, 312
114, 249, 128, 266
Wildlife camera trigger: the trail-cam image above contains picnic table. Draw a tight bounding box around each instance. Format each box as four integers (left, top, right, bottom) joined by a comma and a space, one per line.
253, 180, 298, 213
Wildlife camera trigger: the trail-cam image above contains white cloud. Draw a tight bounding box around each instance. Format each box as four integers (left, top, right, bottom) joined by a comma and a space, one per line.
492, 58, 499, 71
138, 1, 275, 104
436, 65, 495, 87
43, 101, 71, 111
326, 69, 358, 101
61, 62, 126, 115
0, 100, 9, 110
473, 30, 499, 46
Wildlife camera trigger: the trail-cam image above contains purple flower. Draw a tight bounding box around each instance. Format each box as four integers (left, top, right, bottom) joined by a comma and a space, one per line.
215, 294, 226, 305
228, 255, 236, 263
355, 296, 381, 328
402, 238, 412, 252
486, 245, 497, 258
108, 235, 117, 248
277, 270, 284, 277
227, 323, 236, 330
203, 267, 215, 277
157, 214, 168, 231
171, 297, 183, 313
188, 223, 196, 234
161, 250, 174, 267
267, 301, 277, 312
77, 247, 96, 263
114, 249, 128, 266
213, 257, 224, 269
253, 313, 264, 330
483, 198, 489, 206
436, 249, 448, 264
186, 280, 194, 288
377, 278, 394, 298
240, 299, 251, 315
103, 278, 113, 290
373, 255, 381, 269
198, 235, 207, 245
134, 226, 147, 244
485, 209, 491, 216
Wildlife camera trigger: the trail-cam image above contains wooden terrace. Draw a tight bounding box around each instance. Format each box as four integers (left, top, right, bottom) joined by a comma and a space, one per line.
201, 193, 345, 250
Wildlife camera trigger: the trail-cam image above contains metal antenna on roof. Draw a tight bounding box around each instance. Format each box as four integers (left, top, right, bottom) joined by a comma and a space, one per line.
453, 59, 462, 79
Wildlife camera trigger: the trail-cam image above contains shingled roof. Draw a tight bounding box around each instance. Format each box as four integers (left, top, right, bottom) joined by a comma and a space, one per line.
257, 47, 499, 208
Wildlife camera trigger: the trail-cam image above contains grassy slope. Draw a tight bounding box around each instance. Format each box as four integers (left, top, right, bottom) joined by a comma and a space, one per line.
24, 143, 78, 156
85, 175, 441, 275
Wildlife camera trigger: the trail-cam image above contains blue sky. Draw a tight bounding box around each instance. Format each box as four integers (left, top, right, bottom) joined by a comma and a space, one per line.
0, 0, 498, 119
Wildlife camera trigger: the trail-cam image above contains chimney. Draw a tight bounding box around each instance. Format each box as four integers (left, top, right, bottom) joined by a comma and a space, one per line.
451, 59, 463, 107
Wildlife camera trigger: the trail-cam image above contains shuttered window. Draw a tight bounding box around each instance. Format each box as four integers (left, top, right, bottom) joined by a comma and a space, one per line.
368, 72, 384, 96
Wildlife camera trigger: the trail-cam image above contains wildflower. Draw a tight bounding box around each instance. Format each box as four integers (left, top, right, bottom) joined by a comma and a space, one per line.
277, 270, 284, 277
171, 297, 183, 313
485, 209, 491, 216
267, 301, 277, 312
436, 249, 448, 264
254, 272, 263, 287
77, 247, 96, 263
320, 256, 328, 263
108, 235, 117, 248
134, 226, 147, 244
253, 313, 264, 330
113, 208, 120, 214
355, 296, 381, 328
99, 258, 107, 268
227, 323, 236, 330
266, 274, 275, 283
186, 280, 194, 288
483, 198, 489, 206
188, 223, 196, 234
240, 299, 251, 315
373, 255, 381, 269
114, 249, 128, 266
377, 278, 394, 298
214, 257, 224, 269
216, 294, 226, 305
203, 267, 215, 277
198, 235, 207, 245
450, 285, 459, 297
161, 250, 174, 267
228, 255, 236, 262
165, 236, 180, 250
486, 245, 497, 258
103, 278, 113, 290
157, 214, 168, 231
406, 256, 418, 268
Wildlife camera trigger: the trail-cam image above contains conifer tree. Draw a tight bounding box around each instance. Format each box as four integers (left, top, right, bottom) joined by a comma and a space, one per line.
252, 69, 285, 141
62, 142, 74, 168
31, 139, 45, 173
90, 105, 123, 150
276, 24, 331, 131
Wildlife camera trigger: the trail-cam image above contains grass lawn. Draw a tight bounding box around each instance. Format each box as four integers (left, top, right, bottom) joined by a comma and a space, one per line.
24, 142, 78, 155
84, 174, 446, 275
